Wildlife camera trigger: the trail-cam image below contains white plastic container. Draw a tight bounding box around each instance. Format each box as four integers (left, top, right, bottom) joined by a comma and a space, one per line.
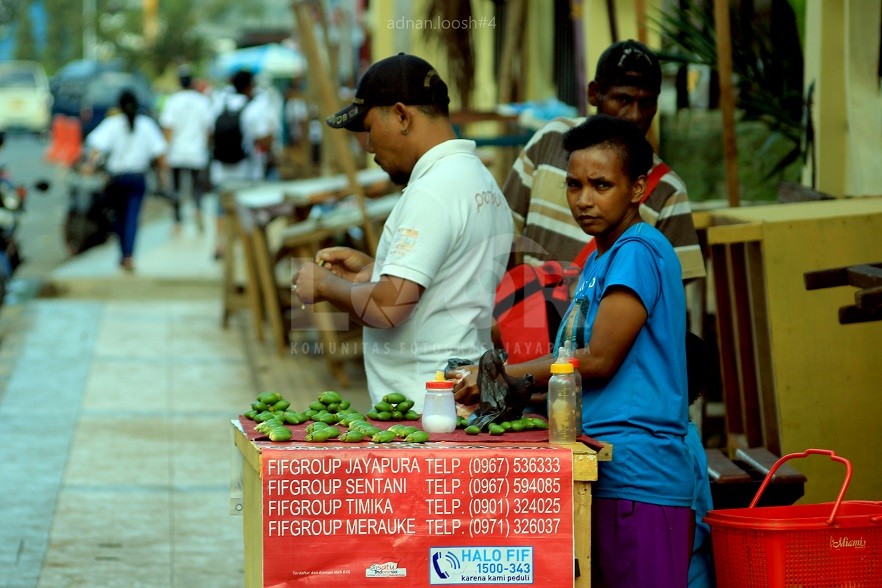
421, 374, 457, 433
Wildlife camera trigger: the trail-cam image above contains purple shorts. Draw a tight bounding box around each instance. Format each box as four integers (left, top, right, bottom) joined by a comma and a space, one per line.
591, 497, 692, 588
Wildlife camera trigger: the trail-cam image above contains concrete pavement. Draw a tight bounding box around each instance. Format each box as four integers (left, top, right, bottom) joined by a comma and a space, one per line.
0, 198, 367, 587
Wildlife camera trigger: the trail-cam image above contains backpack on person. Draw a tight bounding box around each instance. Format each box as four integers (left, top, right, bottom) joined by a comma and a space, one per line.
212, 97, 249, 164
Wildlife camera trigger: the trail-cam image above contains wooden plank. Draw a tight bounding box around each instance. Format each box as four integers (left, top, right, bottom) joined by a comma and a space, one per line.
856, 285, 882, 310
847, 264, 882, 288
745, 242, 780, 455
734, 447, 807, 484
251, 225, 289, 357
713, 0, 741, 207
707, 222, 763, 245
710, 243, 745, 443
804, 266, 850, 289
705, 448, 751, 484
730, 244, 764, 448
573, 481, 592, 587
839, 304, 882, 324
292, 1, 379, 255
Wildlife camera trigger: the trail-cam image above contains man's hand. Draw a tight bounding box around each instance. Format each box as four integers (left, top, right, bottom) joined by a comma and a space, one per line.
316, 246, 374, 282
292, 260, 329, 306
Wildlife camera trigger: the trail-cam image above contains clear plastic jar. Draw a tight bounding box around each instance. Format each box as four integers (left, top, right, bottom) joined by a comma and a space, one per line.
421, 378, 457, 433
547, 361, 581, 443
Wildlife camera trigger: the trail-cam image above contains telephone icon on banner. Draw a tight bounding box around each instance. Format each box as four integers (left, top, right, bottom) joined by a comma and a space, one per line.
432, 550, 461, 580
432, 552, 450, 579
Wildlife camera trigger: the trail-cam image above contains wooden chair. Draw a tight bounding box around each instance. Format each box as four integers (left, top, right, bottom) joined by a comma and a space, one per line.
220, 179, 271, 337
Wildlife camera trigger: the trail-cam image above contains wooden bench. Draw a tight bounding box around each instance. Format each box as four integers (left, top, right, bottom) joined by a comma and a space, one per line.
706, 446, 807, 510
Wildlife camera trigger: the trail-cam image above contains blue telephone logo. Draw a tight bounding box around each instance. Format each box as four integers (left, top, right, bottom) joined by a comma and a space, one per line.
432, 551, 460, 580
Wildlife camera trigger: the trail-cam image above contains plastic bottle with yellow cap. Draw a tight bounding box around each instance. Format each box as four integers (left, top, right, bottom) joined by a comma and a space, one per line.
421, 371, 457, 433
548, 355, 581, 443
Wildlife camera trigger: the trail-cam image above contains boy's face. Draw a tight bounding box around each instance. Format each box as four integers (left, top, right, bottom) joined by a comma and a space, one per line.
565, 146, 645, 246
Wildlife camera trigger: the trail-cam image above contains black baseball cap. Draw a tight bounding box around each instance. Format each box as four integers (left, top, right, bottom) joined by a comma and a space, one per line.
594, 39, 662, 93
327, 53, 450, 131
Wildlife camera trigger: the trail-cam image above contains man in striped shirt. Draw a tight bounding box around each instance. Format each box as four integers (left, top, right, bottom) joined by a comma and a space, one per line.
503, 39, 705, 280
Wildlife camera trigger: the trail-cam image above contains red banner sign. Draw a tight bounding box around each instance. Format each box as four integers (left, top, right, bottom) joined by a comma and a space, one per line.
261, 443, 574, 587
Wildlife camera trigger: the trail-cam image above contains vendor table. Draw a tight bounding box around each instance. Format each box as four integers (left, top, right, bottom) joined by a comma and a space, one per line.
232, 420, 605, 587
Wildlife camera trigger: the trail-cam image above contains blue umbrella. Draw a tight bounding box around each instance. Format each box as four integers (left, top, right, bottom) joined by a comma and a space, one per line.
212, 44, 307, 79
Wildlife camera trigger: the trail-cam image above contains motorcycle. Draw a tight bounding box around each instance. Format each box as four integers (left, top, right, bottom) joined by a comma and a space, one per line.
0, 164, 49, 305
62, 157, 114, 256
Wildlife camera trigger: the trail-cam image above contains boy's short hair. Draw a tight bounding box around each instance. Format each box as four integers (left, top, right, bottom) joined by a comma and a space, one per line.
562, 114, 654, 181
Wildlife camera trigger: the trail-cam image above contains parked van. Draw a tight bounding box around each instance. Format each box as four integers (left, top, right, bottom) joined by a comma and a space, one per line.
0, 61, 52, 134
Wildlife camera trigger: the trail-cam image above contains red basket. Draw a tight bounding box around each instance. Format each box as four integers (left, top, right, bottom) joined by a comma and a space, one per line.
705, 449, 882, 587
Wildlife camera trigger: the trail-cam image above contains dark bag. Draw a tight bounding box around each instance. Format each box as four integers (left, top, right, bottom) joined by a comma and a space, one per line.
494, 162, 672, 362
212, 99, 249, 164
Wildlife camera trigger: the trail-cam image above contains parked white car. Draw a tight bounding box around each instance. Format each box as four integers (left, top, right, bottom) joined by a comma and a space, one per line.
0, 61, 53, 134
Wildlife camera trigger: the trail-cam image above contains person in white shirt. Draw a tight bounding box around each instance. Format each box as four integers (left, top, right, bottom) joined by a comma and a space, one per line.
159, 65, 212, 230
85, 89, 167, 271
209, 70, 279, 258
293, 53, 514, 411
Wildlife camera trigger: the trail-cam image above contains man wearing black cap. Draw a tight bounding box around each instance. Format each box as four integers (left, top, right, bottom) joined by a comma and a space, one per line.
503, 39, 704, 281
294, 53, 514, 413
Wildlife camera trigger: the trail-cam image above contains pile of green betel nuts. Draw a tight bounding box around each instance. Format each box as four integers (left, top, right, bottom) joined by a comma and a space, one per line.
461, 416, 548, 436
242, 390, 429, 444
243, 390, 550, 443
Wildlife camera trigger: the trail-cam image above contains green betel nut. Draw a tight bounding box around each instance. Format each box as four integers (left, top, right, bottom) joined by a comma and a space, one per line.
318, 391, 342, 405
382, 392, 407, 405
395, 399, 415, 412
271, 399, 290, 412
372, 430, 397, 443
373, 401, 394, 413
306, 429, 334, 442
404, 430, 430, 443
257, 392, 282, 405
339, 430, 365, 443
268, 427, 292, 442
322, 426, 341, 438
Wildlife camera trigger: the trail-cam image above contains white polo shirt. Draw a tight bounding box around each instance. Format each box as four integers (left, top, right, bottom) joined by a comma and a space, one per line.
160, 89, 213, 168
364, 139, 514, 411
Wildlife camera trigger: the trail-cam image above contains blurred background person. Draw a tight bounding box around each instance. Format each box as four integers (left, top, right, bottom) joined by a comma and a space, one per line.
84, 89, 167, 272
160, 64, 212, 231
209, 69, 279, 258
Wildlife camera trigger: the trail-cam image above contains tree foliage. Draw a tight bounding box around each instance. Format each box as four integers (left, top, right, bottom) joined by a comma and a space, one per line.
652, 0, 807, 182
12, 0, 37, 60
0, 0, 26, 28
39, 0, 241, 79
